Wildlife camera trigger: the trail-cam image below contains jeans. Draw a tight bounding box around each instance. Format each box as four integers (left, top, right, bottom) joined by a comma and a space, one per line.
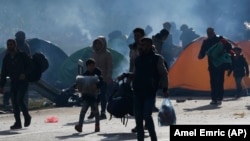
134, 92, 157, 141
100, 81, 114, 115
11, 80, 30, 124
79, 97, 99, 126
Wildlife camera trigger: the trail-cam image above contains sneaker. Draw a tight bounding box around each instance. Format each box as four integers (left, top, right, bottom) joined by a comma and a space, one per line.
131, 125, 147, 133
87, 112, 95, 119
100, 114, 107, 120
95, 124, 100, 132
24, 116, 31, 127
10, 123, 22, 130
217, 101, 222, 105
74, 125, 82, 132
131, 126, 137, 133
210, 100, 217, 105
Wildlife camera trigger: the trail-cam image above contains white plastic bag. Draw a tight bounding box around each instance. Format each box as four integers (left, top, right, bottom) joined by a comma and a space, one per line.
76, 75, 99, 95
158, 98, 176, 126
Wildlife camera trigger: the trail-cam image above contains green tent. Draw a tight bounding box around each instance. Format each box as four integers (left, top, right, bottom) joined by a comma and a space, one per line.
57, 47, 128, 88
0, 47, 5, 52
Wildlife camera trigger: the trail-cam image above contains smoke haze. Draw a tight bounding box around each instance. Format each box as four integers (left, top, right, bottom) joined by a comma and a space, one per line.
0, 0, 249, 55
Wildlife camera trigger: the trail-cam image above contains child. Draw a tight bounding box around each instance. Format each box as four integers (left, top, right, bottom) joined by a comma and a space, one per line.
228, 47, 249, 98
74, 58, 103, 132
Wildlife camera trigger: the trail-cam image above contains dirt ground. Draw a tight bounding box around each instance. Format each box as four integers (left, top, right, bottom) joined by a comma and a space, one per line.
0, 95, 250, 141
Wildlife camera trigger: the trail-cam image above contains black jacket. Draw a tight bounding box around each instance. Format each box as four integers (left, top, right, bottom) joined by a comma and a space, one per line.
199, 36, 232, 69
231, 55, 249, 77
132, 51, 165, 95
0, 51, 31, 87
199, 36, 221, 67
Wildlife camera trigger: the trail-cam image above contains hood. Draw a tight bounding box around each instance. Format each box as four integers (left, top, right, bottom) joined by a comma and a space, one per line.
93, 36, 107, 53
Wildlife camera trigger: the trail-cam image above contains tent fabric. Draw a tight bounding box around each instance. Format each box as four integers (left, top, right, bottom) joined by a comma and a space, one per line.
27, 38, 68, 87
0, 38, 68, 88
169, 37, 250, 95
57, 47, 128, 88
108, 35, 129, 59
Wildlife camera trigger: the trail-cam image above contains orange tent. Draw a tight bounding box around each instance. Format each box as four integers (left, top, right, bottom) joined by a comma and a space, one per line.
168, 37, 250, 95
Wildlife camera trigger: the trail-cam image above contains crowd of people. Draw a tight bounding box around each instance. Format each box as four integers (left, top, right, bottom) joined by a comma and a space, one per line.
0, 20, 249, 141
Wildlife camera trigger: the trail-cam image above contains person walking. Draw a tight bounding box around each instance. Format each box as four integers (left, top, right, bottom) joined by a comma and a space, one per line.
91, 36, 113, 120
228, 47, 249, 98
15, 31, 31, 108
2, 31, 31, 110
127, 27, 146, 133
124, 37, 168, 141
0, 39, 32, 129
198, 27, 232, 105
74, 58, 102, 133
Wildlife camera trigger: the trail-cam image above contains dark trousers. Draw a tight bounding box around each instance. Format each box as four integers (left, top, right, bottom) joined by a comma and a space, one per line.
99, 82, 114, 115
134, 93, 157, 141
100, 82, 107, 114
209, 67, 225, 102
10, 80, 30, 125
3, 91, 11, 106
79, 97, 99, 126
234, 76, 243, 96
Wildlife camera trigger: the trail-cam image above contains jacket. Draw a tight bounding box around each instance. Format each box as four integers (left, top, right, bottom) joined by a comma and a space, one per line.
132, 50, 168, 96
91, 36, 113, 83
0, 51, 31, 87
231, 55, 249, 77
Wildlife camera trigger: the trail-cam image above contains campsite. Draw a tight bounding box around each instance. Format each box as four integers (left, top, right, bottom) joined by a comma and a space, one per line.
169, 37, 250, 96
0, 1, 250, 140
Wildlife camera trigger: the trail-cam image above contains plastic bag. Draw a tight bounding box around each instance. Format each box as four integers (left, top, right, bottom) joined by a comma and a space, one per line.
45, 116, 59, 123
76, 75, 99, 95
158, 98, 176, 126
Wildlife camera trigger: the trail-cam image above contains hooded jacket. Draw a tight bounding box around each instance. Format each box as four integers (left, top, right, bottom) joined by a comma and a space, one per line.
91, 36, 113, 83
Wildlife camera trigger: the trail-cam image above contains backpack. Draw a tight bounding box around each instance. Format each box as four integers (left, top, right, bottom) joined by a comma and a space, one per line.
27, 52, 49, 82
206, 37, 233, 70
107, 79, 134, 126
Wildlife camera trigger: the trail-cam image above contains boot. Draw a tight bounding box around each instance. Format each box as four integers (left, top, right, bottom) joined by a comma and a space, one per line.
10, 122, 22, 130
74, 124, 82, 132
24, 115, 31, 127
95, 124, 100, 132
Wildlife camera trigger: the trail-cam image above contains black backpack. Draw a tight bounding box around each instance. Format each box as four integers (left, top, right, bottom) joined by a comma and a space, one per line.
27, 52, 49, 82
107, 80, 134, 126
